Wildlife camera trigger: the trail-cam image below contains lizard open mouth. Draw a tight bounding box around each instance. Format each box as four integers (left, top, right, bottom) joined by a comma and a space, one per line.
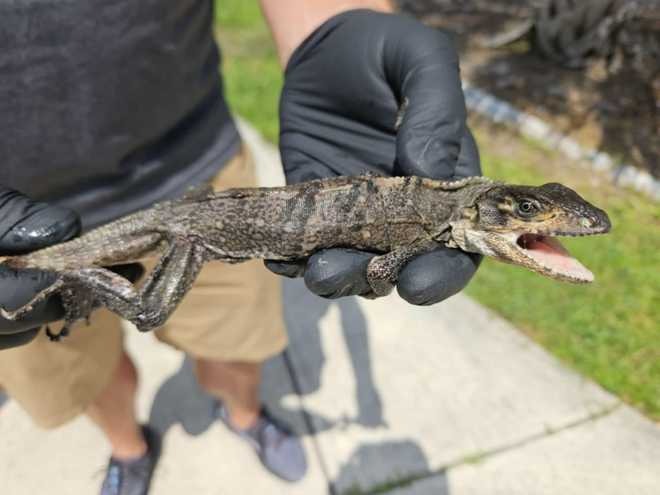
515, 233, 593, 283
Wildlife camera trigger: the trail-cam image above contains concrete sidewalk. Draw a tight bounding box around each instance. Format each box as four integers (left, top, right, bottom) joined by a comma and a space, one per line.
1, 123, 659, 495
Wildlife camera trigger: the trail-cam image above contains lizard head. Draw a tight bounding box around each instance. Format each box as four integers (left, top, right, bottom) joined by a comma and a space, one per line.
450, 182, 611, 283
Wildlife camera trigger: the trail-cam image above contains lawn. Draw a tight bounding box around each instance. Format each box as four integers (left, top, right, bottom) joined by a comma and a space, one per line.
213, 1, 660, 419
215, 1, 282, 142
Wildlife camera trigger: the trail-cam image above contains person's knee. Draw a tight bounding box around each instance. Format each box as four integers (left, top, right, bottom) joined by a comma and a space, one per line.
194, 358, 261, 393
194, 358, 218, 392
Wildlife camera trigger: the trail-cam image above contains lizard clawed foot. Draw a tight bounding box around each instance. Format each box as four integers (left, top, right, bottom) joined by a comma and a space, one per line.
0, 304, 36, 321
45, 324, 70, 342
0, 306, 18, 321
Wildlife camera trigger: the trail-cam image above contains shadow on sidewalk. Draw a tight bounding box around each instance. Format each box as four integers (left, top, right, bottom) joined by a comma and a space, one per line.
148, 357, 216, 437
146, 278, 386, 437
334, 440, 448, 495
266, 279, 386, 433
145, 279, 437, 493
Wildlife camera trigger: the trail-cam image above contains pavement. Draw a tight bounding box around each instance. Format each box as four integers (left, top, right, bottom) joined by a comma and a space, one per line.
1, 121, 659, 495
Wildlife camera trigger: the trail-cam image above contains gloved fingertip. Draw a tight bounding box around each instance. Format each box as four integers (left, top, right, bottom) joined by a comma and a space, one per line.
2, 204, 81, 254
264, 260, 306, 278
397, 249, 482, 305
303, 249, 374, 299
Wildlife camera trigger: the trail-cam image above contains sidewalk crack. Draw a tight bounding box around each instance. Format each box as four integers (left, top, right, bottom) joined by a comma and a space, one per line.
340, 401, 622, 495
448, 401, 623, 469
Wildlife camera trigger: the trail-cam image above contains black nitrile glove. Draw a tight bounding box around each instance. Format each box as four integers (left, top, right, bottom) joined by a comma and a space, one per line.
266, 9, 482, 305
0, 187, 81, 349
0, 188, 145, 350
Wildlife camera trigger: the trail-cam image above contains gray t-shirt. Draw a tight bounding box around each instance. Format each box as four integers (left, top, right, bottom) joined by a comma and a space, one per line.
0, 0, 240, 229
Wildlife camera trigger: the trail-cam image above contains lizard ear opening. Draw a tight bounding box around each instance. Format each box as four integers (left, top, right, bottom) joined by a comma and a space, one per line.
461, 206, 478, 221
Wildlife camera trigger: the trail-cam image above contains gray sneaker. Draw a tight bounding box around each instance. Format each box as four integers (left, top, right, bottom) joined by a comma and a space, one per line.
100, 426, 161, 495
215, 402, 308, 482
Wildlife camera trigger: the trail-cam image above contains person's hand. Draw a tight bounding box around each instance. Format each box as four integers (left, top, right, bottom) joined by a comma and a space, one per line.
266, 9, 482, 304
0, 187, 81, 349
0, 188, 145, 350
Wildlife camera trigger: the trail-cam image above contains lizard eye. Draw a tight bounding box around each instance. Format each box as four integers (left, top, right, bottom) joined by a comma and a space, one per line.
517, 200, 538, 217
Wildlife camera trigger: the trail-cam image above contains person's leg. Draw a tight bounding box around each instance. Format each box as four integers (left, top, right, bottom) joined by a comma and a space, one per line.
194, 358, 261, 429
0, 308, 159, 493
0, 308, 124, 430
89, 348, 161, 495
194, 356, 307, 482
86, 350, 147, 459
154, 147, 305, 481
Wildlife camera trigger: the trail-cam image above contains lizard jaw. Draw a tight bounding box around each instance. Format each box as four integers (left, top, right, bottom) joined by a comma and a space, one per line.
512, 232, 594, 283
450, 226, 603, 283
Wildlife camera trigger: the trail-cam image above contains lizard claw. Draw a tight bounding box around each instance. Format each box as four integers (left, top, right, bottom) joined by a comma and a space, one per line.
45, 325, 58, 341
45, 325, 70, 342
0, 306, 19, 321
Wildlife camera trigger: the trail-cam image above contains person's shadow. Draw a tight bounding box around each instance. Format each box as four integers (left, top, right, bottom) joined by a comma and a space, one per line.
148, 357, 217, 436
270, 279, 386, 433
148, 278, 385, 438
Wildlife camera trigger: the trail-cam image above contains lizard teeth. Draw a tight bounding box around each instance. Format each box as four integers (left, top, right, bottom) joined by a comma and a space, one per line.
515, 233, 594, 282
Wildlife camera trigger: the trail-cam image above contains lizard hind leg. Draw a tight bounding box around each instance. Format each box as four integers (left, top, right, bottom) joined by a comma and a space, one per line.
0, 278, 66, 321
60, 238, 207, 333
132, 238, 207, 332
0, 276, 94, 342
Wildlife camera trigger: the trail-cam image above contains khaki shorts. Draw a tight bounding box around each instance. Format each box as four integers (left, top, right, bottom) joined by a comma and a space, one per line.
0, 147, 287, 428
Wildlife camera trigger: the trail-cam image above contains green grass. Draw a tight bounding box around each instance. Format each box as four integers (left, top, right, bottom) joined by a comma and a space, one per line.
214, 0, 660, 420
214, 0, 282, 142
466, 130, 660, 419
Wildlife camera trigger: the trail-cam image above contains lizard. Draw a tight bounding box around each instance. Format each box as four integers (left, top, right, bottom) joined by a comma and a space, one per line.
0, 175, 610, 340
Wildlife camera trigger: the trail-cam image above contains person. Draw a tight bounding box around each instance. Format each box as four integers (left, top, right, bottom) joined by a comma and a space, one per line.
0, 0, 481, 494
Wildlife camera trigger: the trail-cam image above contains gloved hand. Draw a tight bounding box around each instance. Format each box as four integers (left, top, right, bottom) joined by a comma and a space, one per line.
266, 9, 482, 304
0, 188, 145, 350
0, 187, 81, 349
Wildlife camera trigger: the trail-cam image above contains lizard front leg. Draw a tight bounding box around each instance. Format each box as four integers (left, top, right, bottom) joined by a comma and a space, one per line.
365, 240, 439, 298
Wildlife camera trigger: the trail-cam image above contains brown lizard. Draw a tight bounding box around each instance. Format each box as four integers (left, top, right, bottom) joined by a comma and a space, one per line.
0, 175, 610, 339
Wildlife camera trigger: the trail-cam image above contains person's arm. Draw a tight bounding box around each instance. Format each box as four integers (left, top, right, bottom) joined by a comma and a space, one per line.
260, 0, 393, 66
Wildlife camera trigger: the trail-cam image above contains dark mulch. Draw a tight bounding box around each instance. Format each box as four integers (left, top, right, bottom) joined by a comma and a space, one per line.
398, 0, 660, 178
